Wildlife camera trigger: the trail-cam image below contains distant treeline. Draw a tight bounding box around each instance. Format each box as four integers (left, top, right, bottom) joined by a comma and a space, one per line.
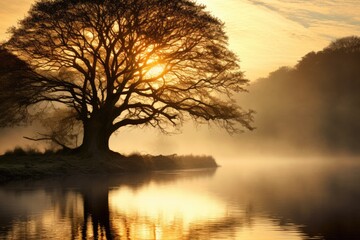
243, 36, 360, 153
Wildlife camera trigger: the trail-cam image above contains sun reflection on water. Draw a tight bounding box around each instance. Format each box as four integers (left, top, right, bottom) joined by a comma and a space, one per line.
109, 183, 227, 239
0, 162, 344, 239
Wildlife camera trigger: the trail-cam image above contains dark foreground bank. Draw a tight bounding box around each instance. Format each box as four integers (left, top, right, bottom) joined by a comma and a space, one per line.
0, 151, 218, 183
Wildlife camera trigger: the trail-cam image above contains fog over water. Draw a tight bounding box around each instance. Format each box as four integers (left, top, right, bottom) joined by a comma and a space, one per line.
1, 3, 360, 161
1, 2, 360, 240
1, 159, 360, 239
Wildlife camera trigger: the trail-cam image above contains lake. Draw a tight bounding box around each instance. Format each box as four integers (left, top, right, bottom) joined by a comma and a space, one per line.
0, 158, 360, 239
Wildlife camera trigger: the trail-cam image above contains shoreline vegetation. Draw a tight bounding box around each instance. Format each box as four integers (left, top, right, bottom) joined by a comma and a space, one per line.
0, 147, 218, 183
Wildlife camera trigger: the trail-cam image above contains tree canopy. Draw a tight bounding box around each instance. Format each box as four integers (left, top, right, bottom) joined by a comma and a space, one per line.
0, 47, 42, 127
2, 0, 253, 154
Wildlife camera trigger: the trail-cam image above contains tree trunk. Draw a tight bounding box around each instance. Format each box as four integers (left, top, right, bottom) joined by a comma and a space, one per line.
79, 115, 112, 156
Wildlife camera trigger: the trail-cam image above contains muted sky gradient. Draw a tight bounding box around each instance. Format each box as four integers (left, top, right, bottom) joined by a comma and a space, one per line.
1, 0, 360, 157
196, 0, 360, 79
1, 0, 360, 80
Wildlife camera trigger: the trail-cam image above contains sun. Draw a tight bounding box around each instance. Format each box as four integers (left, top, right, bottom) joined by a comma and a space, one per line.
146, 64, 166, 79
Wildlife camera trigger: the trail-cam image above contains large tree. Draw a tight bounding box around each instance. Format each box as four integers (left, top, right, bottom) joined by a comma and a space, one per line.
4, 0, 253, 155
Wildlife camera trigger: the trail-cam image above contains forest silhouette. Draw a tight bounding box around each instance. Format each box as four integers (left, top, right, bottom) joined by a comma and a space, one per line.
241, 36, 360, 154
0, 0, 360, 175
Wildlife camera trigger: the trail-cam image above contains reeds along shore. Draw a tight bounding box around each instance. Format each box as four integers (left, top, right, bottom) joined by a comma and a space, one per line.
0, 149, 218, 183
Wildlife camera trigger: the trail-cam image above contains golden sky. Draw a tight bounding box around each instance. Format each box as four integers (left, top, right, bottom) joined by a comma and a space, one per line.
1, 0, 360, 80
2, 0, 360, 157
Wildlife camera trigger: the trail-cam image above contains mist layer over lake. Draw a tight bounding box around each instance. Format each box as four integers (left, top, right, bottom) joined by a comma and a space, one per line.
0, 158, 359, 239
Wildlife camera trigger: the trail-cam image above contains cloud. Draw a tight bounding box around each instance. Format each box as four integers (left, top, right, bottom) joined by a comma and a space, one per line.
2, 0, 360, 158
196, 0, 329, 80
196, 0, 360, 80
3, 0, 360, 80
247, 0, 360, 37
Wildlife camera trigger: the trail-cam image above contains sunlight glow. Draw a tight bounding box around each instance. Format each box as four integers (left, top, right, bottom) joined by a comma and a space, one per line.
109, 184, 226, 222
107, 177, 308, 239
236, 219, 304, 240
145, 64, 166, 79
109, 183, 227, 238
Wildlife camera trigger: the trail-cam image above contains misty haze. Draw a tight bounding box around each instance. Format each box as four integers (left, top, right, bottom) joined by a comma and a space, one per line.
1, 0, 360, 239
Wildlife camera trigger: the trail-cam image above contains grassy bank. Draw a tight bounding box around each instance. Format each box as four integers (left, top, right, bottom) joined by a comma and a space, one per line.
0, 149, 218, 183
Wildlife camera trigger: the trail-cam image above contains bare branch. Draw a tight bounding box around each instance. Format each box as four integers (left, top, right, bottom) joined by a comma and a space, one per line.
24, 136, 71, 150
3, 0, 253, 153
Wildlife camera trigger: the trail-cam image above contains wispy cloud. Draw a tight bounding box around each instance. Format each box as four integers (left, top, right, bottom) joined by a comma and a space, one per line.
197, 0, 360, 80
1, 0, 360, 80
247, 0, 360, 38
2, 0, 360, 156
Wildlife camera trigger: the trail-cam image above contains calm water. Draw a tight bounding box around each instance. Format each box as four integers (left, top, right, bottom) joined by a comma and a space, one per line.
0, 159, 360, 239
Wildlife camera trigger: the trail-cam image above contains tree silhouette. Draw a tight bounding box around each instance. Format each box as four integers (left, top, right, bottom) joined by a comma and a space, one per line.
243, 36, 360, 153
0, 47, 36, 127
3, 0, 253, 155
0, 47, 81, 149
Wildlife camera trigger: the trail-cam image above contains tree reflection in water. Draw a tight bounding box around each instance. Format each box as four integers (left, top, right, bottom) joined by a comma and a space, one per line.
76, 169, 245, 239
3, 161, 357, 239
80, 182, 113, 239
0, 169, 248, 239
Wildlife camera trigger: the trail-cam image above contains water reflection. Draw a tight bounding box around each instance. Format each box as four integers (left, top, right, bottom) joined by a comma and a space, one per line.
0, 160, 360, 239
81, 181, 113, 239
212, 160, 360, 240
109, 182, 233, 239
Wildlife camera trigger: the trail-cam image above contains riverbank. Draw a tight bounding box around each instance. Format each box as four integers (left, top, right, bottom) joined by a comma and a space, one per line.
0, 151, 218, 183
